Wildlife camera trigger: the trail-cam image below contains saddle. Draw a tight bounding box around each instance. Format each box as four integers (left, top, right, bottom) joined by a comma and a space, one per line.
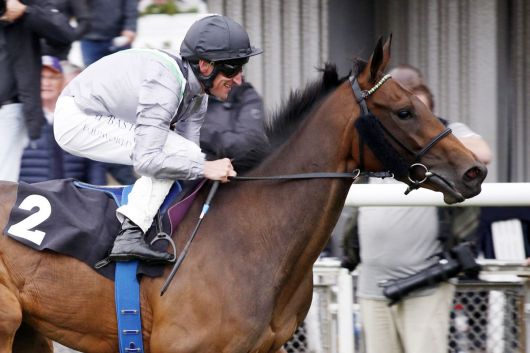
4, 178, 205, 280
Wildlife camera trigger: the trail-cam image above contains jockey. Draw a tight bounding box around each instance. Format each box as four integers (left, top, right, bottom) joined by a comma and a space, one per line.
53, 15, 263, 263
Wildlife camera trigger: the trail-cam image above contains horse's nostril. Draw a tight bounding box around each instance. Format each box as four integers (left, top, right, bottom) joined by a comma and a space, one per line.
464, 166, 481, 180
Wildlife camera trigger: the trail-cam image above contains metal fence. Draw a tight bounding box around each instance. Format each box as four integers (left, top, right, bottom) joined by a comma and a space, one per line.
450, 281, 526, 353
285, 261, 530, 353
284, 323, 309, 353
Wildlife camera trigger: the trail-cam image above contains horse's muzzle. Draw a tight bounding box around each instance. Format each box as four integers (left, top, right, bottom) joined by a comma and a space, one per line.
461, 163, 488, 196
436, 162, 487, 204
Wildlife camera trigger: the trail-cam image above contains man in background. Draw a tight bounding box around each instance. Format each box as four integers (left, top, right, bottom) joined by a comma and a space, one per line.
19, 56, 106, 184
200, 76, 268, 169
79, 0, 139, 184
80, 0, 137, 66
355, 65, 491, 353
0, 0, 74, 181
40, 0, 91, 61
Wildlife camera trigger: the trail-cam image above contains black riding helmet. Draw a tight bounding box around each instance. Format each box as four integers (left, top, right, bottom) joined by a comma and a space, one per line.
180, 15, 263, 93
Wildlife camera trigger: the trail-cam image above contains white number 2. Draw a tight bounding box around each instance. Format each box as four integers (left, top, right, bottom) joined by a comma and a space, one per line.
8, 195, 52, 246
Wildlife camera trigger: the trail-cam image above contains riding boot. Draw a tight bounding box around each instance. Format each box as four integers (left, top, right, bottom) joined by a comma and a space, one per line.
108, 217, 173, 263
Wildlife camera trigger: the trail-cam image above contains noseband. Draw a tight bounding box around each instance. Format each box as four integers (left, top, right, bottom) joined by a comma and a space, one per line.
350, 74, 452, 194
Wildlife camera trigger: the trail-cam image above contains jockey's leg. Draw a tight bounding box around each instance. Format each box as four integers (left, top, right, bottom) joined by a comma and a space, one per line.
54, 96, 200, 263
110, 175, 174, 262
112, 132, 202, 262
0, 283, 22, 353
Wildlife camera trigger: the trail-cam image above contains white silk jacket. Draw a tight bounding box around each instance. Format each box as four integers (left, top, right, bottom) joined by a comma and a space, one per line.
61, 49, 208, 180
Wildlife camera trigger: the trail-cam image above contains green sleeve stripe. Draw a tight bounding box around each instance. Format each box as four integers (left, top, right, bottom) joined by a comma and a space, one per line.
129, 48, 186, 95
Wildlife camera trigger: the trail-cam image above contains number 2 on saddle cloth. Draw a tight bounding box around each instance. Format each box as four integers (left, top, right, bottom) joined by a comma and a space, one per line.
4, 178, 206, 280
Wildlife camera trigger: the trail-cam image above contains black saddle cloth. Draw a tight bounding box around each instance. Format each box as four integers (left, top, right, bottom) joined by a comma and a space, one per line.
4, 179, 174, 280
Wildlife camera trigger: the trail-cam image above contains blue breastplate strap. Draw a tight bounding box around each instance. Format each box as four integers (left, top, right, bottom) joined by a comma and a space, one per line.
116, 185, 144, 353
73, 180, 184, 353
115, 260, 143, 353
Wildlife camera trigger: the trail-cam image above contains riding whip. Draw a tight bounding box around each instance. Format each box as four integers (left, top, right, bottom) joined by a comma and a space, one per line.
160, 180, 220, 296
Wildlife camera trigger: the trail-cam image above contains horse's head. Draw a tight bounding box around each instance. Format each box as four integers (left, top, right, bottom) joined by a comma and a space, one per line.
352, 36, 487, 204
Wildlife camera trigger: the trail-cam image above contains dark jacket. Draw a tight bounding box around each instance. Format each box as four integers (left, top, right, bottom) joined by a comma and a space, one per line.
82, 0, 137, 40
19, 122, 107, 184
1, 0, 75, 139
200, 82, 268, 172
41, 0, 91, 60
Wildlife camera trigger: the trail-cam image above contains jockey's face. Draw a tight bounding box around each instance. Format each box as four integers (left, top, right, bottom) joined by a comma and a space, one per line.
209, 70, 242, 101
199, 60, 243, 101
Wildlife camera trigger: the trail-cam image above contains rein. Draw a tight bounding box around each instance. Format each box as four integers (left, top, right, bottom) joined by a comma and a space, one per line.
232, 171, 360, 180
230, 171, 393, 181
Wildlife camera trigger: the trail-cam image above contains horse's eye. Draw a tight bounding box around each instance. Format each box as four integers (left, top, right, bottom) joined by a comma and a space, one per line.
396, 110, 412, 120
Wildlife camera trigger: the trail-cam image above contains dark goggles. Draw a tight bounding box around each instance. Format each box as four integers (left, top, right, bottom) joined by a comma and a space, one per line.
214, 58, 249, 78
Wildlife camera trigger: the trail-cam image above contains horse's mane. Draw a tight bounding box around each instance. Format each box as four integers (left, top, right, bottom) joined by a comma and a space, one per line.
264, 59, 369, 152
230, 63, 349, 173
265, 63, 346, 148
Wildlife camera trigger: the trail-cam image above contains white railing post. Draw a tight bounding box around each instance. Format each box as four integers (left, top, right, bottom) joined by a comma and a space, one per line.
337, 268, 354, 353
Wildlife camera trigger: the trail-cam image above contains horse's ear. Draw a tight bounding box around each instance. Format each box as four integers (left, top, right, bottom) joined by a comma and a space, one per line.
369, 37, 384, 83
359, 36, 385, 84
381, 34, 392, 72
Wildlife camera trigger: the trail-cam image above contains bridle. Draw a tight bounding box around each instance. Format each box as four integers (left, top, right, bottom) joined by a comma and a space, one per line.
231, 72, 452, 193
350, 74, 452, 194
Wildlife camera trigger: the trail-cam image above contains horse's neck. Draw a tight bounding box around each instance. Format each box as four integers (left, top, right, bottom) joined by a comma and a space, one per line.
249, 84, 358, 269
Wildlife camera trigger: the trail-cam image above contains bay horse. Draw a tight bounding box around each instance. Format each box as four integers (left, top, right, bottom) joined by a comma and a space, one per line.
0, 37, 486, 353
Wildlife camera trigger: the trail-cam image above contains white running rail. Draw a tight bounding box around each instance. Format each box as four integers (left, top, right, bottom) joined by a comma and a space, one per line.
345, 182, 530, 207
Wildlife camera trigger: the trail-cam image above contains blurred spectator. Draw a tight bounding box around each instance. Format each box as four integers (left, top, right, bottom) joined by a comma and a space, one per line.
388, 63, 423, 90
19, 56, 106, 184
0, 0, 74, 182
411, 82, 491, 165
344, 66, 492, 353
200, 78, 268, 169
61, 61, 83, 86
80, 0, 137, 66
78, 0, 139, 184
40, 0, 91, 61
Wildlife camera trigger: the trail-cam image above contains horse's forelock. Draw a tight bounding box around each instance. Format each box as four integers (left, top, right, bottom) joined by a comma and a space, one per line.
322, 63, 340, 89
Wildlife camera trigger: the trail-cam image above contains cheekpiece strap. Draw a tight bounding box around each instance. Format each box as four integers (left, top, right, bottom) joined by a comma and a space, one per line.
350, 77, 369, 115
